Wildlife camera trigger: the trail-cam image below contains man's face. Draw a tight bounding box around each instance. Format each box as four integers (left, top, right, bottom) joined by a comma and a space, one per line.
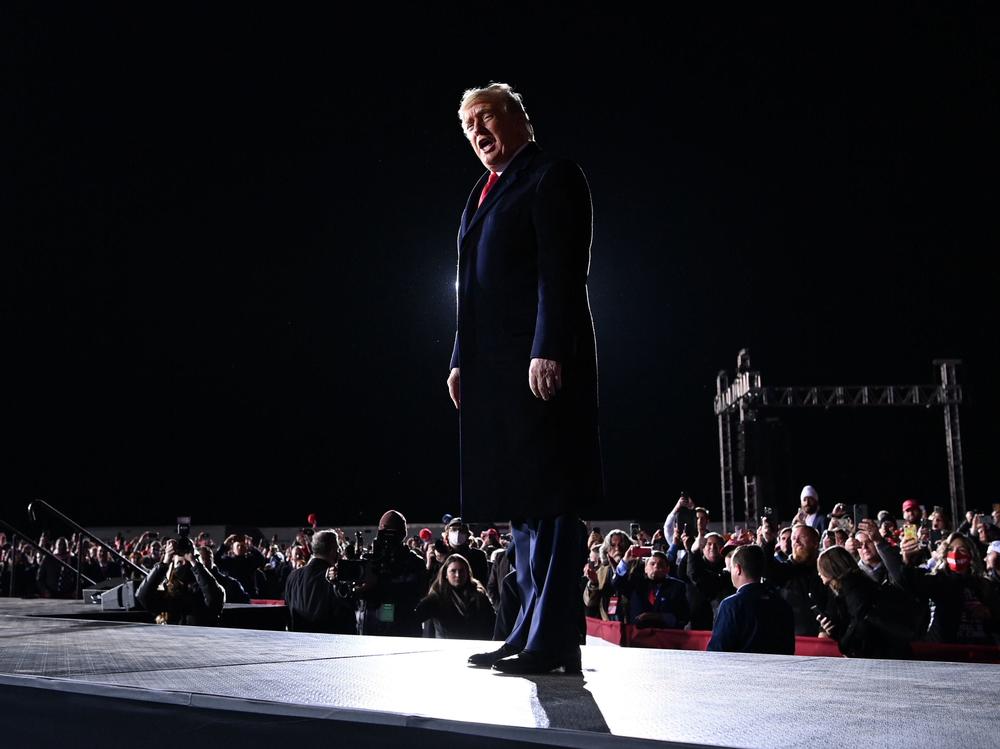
644, 555, 668, 581
903, 506, 922, 524
461, 97, 529, 171
801, 496, 818, 514
855, 532, 879, 566
987, 551, 999, 573
778, 529, 792, 553
791, 527, 818, 564
232, 541, 245, 557
696, 510, 710, 533
703, 536, 723, 564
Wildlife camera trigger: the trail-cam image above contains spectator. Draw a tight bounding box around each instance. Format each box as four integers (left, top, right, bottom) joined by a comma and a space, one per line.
928, 509, 950, 545
136, 537, 225, 625
442, 518, 489, 586
36, 537, 78, 598
583, 529, 632, 621
827, 503, 854, 534
764, 524, 828, 636
773, 526, 793, 562
795, 485, 827, 532
416, 553, 496, 639
284, 529, 355, 634
689, 507, 712, 552
197, 546, 250, 604
894, 532, 1000, 644
816, 546, 914, 658
425, 538, 449, 580
477, 528, 499, 559
662, 493, 697, 547
81, 545, 123, 584
612, 549, 690, 629
685, 532, 734, 630
854, 530, 887, 584
708, 544, 794, 654
821, 529, 838, 551
487, 543, 514, 610
879, 515, 899, 544
217, 534, 266, 598
985, 541, 1000, 587
586, 528, 604, 550
902, 499, 924, 526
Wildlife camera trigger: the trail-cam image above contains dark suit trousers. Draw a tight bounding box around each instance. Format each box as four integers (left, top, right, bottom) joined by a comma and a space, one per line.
506, 514, 585, 655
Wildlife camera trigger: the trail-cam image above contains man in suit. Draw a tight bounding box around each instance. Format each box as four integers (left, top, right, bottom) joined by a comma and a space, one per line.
613, 549, 690, 629
284, 529, 355, 634
707, 544, 795, 654
448, 83, 603, 675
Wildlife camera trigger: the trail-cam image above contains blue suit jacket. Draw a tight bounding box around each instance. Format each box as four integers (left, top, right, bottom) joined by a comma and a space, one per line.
707, 581, 795, 655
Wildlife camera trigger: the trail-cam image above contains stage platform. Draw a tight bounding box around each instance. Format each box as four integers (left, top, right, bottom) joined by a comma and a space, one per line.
0, 608, 997, 748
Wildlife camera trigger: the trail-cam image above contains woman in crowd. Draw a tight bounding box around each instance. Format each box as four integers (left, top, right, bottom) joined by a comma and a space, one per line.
136, 536, 225, 626
900, 532, 1000, 644
815, 545, 914, 658
416, 553, 495, 640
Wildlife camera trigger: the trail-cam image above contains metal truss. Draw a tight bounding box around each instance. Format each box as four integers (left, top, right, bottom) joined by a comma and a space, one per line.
714, 350, 966, 531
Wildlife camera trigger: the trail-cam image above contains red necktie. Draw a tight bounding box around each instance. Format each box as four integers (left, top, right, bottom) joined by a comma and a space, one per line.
478, 171, 499, 207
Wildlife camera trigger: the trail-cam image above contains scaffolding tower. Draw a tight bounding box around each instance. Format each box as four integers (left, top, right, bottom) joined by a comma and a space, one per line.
714, 349, 966, 532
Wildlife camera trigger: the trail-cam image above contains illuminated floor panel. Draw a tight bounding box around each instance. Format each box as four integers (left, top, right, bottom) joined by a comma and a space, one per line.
0, 610, 996, 748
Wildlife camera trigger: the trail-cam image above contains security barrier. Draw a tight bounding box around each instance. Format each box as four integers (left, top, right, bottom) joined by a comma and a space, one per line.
585, 617, 1000, 662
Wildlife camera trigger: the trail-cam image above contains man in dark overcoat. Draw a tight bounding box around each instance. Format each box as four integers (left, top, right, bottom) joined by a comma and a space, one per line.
447, 83, 603, 674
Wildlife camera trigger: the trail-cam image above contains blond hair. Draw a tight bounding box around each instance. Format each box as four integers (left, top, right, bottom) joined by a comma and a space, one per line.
458, 82, 534, 140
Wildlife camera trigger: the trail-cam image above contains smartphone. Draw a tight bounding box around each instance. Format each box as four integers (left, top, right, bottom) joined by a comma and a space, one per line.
853, 503, 869, 527
903, 524, 917, 542
631, 546, 652, 558
629, 522, 640, 538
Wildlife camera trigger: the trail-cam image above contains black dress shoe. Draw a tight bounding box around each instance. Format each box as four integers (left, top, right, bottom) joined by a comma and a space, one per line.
491, 647, 582, 675
468, 642, 520, 667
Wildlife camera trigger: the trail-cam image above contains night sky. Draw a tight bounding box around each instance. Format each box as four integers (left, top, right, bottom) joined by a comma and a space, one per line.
8, 7, 999, 529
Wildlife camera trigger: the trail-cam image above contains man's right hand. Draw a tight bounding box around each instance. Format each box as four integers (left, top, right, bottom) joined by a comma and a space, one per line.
447, 368, 460, 410
583, 563, 598, 585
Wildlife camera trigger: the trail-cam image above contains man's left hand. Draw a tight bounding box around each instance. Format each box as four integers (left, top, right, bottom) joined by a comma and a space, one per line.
529, 358, 562, 401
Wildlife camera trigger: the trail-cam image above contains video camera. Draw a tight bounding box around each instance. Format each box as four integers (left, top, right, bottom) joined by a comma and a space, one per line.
337, 527, 407, 585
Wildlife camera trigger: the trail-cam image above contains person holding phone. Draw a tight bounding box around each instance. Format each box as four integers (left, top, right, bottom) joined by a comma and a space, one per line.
815, 545, 915, 658
610, 548, 689, 629
583, 530, 633, 621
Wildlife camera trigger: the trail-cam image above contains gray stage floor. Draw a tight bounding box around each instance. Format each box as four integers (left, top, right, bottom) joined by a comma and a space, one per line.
0, 610, 997, 748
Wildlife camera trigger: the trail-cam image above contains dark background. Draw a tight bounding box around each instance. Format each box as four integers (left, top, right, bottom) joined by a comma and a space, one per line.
7, 6, 999, 528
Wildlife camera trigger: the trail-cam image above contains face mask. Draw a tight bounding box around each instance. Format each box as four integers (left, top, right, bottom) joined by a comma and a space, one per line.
946, 548, 971, 574
448, 531, 468, 547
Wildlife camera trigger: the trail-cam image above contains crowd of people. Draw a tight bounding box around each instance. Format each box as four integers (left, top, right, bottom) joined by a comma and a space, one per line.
2, 486, 999, 658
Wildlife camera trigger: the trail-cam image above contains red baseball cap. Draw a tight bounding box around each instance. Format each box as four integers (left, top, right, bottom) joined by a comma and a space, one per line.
902, 499, 920, 512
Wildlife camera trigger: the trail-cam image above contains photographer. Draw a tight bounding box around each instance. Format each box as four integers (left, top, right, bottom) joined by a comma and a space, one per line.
136, 536, 225, 625
351, 510, 427, 637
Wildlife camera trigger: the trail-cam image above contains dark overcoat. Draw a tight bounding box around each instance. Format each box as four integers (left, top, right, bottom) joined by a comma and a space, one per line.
450, 141, 603, 522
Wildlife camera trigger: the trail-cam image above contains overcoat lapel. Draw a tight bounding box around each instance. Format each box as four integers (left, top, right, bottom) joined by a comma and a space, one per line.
459, 142, 539, 246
